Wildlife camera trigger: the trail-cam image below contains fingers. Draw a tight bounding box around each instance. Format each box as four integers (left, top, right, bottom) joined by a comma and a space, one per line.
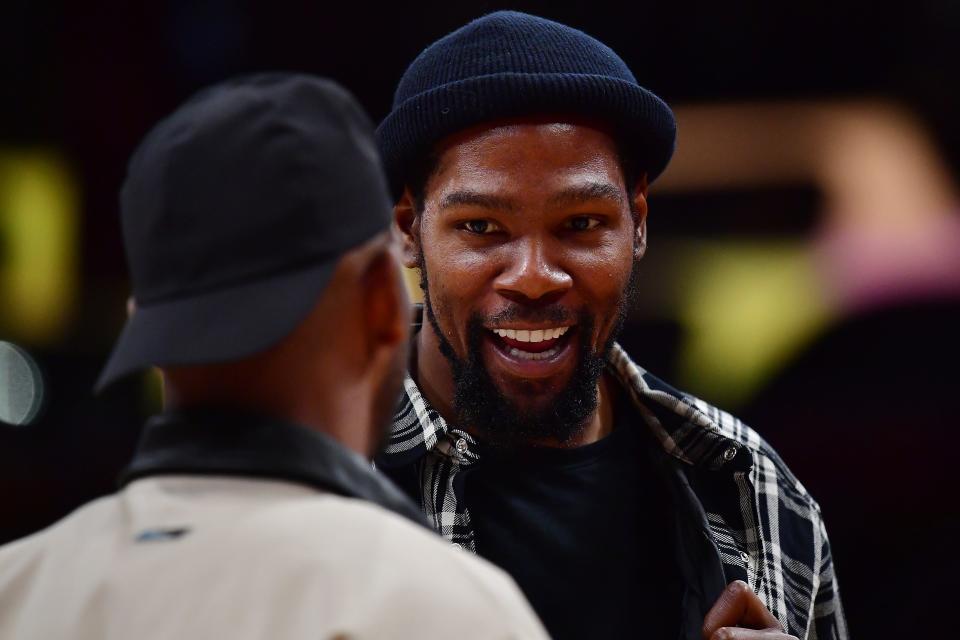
702, 581, 784, 639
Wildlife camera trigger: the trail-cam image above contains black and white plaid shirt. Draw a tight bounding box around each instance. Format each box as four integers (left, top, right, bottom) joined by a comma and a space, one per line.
379, 338, 847, 640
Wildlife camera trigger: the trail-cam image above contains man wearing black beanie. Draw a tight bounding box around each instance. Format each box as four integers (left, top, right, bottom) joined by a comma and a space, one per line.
376, 11, 847, 640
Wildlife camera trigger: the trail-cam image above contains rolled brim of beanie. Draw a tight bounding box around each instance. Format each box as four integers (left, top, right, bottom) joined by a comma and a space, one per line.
376, 72, 677, 200
94, 259, 338, 392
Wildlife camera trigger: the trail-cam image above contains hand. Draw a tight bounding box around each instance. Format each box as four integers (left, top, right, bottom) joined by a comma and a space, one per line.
702, 581, 799, 640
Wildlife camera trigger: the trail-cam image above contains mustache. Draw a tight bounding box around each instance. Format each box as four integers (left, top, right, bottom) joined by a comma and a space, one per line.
476, 304, 580, 327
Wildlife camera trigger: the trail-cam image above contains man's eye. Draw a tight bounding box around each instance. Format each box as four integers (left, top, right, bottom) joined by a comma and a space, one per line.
461, 220, 500, 234
567, 216, 601, 231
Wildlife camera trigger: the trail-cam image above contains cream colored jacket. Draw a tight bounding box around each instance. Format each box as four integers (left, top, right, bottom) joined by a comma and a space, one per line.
0, 476, 548, 639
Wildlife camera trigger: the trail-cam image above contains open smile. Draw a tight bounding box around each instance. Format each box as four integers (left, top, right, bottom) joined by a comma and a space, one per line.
490, 326, 570, 360
482, 324, 577, 379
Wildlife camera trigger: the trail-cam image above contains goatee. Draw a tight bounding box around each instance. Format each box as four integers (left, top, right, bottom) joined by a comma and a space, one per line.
419, 257, 639, 448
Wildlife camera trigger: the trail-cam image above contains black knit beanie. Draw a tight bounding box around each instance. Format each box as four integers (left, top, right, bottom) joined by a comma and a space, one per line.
376, 10, 677, 200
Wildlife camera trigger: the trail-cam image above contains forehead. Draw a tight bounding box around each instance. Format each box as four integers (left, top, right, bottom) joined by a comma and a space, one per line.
426, 119, 625, 197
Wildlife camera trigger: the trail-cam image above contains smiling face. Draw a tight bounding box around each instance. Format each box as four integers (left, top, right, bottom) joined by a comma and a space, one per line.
400, 118, 648, 445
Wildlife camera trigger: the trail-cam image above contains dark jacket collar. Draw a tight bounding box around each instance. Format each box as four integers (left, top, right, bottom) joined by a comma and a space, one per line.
121, 409, 428, 528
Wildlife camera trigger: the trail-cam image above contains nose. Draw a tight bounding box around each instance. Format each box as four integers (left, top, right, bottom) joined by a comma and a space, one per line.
493, 236, 572, 303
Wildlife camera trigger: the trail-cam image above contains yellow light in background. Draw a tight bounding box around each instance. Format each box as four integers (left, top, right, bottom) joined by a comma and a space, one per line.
0, 150, 78, 346
142, 368, 164, 415
675, 240, 835, 408
404, 267, 423, 303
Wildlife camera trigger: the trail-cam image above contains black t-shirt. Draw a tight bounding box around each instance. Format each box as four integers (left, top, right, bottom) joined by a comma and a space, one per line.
465, 415, 681, 640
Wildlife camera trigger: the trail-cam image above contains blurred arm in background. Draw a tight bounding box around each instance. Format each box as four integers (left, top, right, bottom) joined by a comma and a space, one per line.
651, 100, 960, 405
656, 99, 959, 640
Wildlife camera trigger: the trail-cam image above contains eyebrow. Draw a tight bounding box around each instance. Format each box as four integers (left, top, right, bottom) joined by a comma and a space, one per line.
439, 190, 517, 212
547, 182, 625, 208
437, 181, 624, 212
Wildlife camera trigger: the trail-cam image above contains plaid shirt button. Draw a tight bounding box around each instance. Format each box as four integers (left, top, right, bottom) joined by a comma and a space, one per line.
722, 446, 738, 462
455, 438, 468, 454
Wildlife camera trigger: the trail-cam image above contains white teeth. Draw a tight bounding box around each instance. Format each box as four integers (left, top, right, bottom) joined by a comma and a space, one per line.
491, 326, 571, 343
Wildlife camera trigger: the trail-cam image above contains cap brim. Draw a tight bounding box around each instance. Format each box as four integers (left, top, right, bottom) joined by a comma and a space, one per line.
95, 260, 337, 393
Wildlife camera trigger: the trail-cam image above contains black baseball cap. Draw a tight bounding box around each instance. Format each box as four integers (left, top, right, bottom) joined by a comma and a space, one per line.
96, 73, 392, 391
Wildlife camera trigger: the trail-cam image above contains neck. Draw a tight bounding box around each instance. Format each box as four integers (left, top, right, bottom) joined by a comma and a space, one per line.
162, 367, 376, 458
413, 320, 616, 449
574, 373, 617, 446
414, 319, 459, 424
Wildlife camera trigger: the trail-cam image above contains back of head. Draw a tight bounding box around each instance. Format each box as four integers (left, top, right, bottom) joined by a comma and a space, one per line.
97, 73, 407, 454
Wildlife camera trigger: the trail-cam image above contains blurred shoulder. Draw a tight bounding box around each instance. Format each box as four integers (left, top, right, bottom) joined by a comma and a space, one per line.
242, 493, 548, 638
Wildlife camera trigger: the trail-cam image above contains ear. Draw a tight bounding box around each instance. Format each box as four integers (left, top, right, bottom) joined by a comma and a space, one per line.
632, 173, 649, 260
394, 188, 422, 269
361, 248, 410, 357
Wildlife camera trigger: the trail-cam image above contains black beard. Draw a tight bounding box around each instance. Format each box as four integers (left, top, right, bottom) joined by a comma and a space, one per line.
418, 255, 640, 448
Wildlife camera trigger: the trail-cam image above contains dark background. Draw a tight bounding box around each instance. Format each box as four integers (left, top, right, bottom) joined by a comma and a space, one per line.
2, 1, 959, 637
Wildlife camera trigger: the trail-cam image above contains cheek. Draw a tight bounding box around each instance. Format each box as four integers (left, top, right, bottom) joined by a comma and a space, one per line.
569, 237, 635, 335
421, 223, 500, 293
421, 233, 494, 342
575, 232, 633, 286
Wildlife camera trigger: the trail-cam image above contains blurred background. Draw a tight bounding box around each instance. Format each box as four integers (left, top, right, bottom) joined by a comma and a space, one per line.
1, 1, 957, 636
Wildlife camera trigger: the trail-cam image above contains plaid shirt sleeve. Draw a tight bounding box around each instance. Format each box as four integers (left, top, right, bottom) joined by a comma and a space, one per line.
809, 511, 847, 640
730, 431, 849, 640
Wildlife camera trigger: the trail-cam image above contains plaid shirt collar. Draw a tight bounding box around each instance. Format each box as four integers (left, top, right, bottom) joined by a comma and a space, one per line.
382, 339, 754, 475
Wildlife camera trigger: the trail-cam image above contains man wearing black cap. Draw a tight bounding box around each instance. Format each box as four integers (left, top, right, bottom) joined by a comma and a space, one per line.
0, 74, 547, 639
375, 11, 846, 640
